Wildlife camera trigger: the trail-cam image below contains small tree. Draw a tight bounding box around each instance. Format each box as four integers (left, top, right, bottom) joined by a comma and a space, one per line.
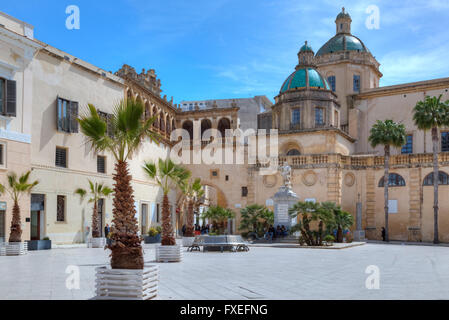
180, 177, 204, 237
289, 201, 334, 246
321, 202, 354, 243
74, 180, 112, 238
238, 204, 274, 237
201, 206, 235, 235
143, 158, 190, 245
413, 95, 449, 244
0, 171, 38, 242
368, 119, 406, 242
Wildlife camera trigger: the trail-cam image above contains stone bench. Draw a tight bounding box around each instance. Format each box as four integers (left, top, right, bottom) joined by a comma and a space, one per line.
188, 235, 249, 253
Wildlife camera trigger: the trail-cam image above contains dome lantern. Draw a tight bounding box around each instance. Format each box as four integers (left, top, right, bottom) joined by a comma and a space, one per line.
296, 41, 315, 69
336, 7, 352, 34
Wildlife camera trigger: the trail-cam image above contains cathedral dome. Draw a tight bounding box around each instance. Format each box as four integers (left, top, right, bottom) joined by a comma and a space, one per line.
280, 67, 330, 93
316, 34, 368, 56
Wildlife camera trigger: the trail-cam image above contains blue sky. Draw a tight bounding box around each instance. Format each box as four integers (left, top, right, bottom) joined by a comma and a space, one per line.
2, 0, 449, 103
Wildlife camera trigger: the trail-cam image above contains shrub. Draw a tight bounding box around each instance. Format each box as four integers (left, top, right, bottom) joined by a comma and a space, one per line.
148, 227, 160, 237
324, 234, 334, 243
43, 237, 50, 241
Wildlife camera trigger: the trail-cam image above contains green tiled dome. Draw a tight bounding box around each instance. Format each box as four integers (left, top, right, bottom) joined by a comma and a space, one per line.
316, 34, 368, 56
280, 68, 330, 93
300, 42, 313, 52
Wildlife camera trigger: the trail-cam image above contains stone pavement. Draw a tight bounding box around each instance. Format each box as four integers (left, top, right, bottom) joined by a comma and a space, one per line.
0, 243, 448, 300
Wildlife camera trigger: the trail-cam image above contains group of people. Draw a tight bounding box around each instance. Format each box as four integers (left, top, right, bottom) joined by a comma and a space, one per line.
182, 224, 211, 236
264, 225, 288, 241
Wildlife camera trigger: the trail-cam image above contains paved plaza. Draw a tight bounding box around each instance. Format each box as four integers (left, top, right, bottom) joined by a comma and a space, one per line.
0, 243, 448, 300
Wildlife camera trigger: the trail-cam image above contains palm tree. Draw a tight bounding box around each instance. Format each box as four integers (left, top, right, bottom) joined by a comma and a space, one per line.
368, 119, 406, 242
143, 158, 190, 245
238, 204, 274, 238
201, 206, 235, 235
0, 171, 38, 242
413, 95, 449, 244
78, 98, 158, 269
321, 202, 354, 243
74, 180, 112, 238
289, 201, 334, 246
180, 177, 204, 237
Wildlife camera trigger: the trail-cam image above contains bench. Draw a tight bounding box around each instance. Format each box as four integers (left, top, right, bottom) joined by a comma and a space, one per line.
188, 235, 249, 253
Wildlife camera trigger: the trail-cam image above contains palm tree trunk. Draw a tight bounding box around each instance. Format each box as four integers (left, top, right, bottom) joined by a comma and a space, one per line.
384, 145, 390, 242
161, 194, 176, 245
91, 200, 100, 238
9, 200, 22, 243
432, 127, 439, 244
109, 160, 144, 270
337, 227, 343, 243
184, 199, 194, 237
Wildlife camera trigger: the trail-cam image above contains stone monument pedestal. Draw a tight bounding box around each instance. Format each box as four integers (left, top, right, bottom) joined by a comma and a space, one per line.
353, 202, 366, 241
273, 186, 299, 230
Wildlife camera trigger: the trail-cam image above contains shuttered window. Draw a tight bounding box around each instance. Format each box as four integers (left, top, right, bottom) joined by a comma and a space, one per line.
57, 97, 79, 133
57, 195, 65, 222
97, 155, 106, 174
0, 78, 16, 117
98, 110, 114, 138
0, 143, 4, 166
55, 147, 67, 168
242, 186, 248, 197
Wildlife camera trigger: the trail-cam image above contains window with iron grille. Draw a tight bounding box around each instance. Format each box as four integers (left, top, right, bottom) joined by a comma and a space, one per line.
97, 155, 106, 174
0, 143, 4, 166
353, 75, 361, 93
327, 76, 336, 92
55, 147, 67, 168
378, 173, 406, 187
442, 132, 449, 152
401, 134, 413, 154
242, 186, 248, 197
0, 77, 16, 117
291, 108, 300, 125
423, 171, 449, 186
57, 195, 65, 222
315, 107, 324, 126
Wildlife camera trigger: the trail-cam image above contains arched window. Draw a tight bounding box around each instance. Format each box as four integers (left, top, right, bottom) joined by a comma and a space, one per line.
201, 119, 212, 137
327, 75, 336, 92
378, 173, 406, 187
287, 149, 300, 156
182, 120, 193, 140
217, 118, 231, 138
423, 171, 449, 186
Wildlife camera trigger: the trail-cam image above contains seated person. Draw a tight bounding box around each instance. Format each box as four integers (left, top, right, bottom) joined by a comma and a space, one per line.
264, 225, 274, 241
275, 226, 281, 238
280, 225, 288, 236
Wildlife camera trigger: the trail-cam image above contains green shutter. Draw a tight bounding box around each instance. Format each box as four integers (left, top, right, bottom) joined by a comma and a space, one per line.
5, 80, 16, 117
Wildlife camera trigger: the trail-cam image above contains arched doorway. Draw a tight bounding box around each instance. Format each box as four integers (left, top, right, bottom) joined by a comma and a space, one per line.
182, 120, 194, 140
217, 118, 231, 138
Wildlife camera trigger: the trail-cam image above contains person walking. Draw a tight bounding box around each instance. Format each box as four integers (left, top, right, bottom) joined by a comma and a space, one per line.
381, 227, 386, 241
104, 224, 110, 238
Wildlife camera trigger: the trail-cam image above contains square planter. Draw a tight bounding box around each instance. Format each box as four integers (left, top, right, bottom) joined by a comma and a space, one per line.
156, 244, 182, 263
27, 240, 52, 251
88, 237, 107, 248
182, 236, 196, 247
0, 243, 5, 256
5, 242, 28, 256
94, 264, 158, 300
144, 234, 161, 244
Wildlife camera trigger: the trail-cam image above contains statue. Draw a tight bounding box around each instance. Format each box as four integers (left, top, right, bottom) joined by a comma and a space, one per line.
280, 161, 292, 188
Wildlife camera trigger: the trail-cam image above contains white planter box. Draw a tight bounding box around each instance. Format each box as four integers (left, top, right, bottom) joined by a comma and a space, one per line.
0, 243, 5, 256
94, 264, 158, 300
182, 237, 196, 247
5, 242, 28, 256
88, 237, 106, 248
156, 244, 182, 263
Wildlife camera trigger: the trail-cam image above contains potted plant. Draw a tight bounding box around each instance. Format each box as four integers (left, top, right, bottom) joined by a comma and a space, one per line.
28, 236, 52, 251
0, 171, 39, 255
75, 180, 112, 248
143, 158, 190, 262
79, 98, 159, 299
144, 227, 161, 243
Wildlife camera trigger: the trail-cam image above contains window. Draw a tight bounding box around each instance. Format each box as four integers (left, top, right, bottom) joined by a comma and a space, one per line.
378, 173, 406, 187
315, 107, 325, 126
0, 143, 5, 167
401, 134, 413, 154
442, 132, 449, 152
57, 195, 65, 222
97, 156, 106, 174
327, 76, 336, 92
334, 110, 339, 127
57, 97, 78, 133
242, 187, 248, 197
291, 109, 300, 125
287, 149, 300, 156
353, 75, 361, 93
55, 147, 67, 168
156, 203, 160, 223
423, 171, 449, 186
98, 110, 114, 138
0, 78, 16, 117
225, 175, 229, 181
